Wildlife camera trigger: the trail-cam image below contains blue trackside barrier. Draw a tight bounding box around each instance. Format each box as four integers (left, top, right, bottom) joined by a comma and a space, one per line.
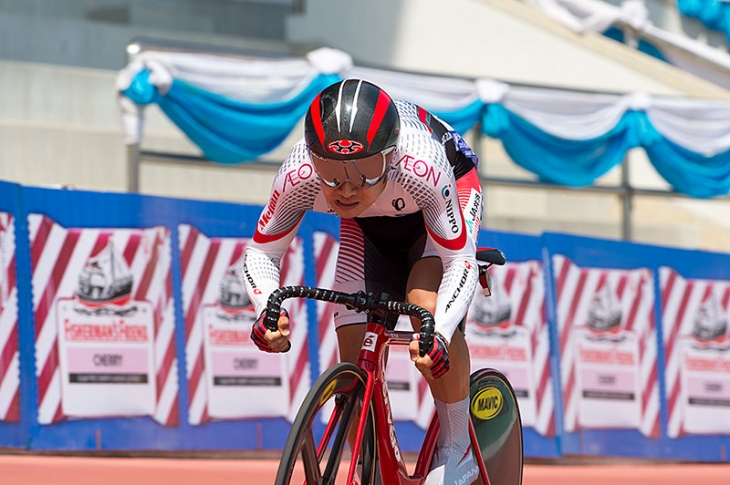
1, 181, 729, 460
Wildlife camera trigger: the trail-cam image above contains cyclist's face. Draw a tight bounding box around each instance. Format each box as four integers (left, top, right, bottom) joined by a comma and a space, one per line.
320, 177, 386, 218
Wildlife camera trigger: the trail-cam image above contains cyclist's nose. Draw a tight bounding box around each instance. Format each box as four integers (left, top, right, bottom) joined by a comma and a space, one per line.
337, 181, 358, 196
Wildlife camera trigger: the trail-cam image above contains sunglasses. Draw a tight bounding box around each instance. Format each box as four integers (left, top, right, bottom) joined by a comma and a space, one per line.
310, 147, 395, 189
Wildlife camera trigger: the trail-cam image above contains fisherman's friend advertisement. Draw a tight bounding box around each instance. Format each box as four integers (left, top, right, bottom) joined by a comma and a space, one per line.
661, 268, 730, 437
179, 225, 309, 424
56, 297, 156, 417
29, 215, 177, 424
553, 256, 659, 436
466, 260, 555, 436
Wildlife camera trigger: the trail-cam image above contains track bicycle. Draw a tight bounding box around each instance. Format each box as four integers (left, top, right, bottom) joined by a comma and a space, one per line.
264, 248, 523, 485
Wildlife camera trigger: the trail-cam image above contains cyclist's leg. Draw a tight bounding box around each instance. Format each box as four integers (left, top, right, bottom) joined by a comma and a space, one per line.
406, 260, 478, 485
405, 166, 482, 485
406, 257, 470, 401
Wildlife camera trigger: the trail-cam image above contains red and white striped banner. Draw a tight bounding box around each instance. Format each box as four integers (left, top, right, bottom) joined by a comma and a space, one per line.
0, 212, 19, 422
553, 255, 659, 437
179, 225, 308, 425
29, 215, 178, 425
313, 233, 340, 376
466, 260, 555, 436
660, 267, 730, 438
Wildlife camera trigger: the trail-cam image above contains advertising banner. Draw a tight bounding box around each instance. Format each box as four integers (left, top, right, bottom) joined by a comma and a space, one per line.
661, 267, 730, 437
553, 255, 659, 437
179, 224, 309, 424
28, 215, 178, 425
0, 212, 19, 423
466, 259, 555, 437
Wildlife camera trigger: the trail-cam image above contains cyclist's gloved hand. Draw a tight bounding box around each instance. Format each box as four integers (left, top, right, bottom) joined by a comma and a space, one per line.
409, 332, 450, 379
251, 308, 291, 353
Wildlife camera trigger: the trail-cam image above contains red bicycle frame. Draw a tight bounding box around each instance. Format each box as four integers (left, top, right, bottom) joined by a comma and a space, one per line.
344, 321, 492, 485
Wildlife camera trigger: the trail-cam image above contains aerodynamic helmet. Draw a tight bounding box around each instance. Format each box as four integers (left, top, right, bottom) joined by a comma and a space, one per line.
304, 79, 400, 161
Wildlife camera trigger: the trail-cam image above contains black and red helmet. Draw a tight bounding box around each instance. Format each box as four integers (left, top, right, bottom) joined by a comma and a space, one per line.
304, 79, 400, 161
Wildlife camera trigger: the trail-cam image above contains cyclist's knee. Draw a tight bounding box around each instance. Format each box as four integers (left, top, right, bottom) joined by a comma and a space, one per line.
336, 323, 366, 363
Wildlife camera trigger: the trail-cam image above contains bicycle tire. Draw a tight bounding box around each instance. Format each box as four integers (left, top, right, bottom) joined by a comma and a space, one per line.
468, 368, 523, 485
275, 362, 378, 485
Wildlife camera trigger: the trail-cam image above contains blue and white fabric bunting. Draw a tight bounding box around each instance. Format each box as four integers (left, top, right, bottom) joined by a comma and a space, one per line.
116, 47, 730, 198
677, 0, 730, 45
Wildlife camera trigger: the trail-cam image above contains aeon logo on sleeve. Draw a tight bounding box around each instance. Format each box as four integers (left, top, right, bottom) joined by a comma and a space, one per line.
395, 154, 442, 187
328, 139, 364, 155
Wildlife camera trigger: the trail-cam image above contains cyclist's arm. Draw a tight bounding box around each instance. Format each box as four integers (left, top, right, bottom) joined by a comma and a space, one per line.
243, 219, 303, 316
243, 144, 314, 315
420, 159, 479, 345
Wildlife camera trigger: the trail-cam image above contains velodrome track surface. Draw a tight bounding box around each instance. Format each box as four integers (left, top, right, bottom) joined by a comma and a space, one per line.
2, 454, 728, 485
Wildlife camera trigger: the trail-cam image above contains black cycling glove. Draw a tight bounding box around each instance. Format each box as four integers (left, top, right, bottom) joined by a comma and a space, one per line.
251, 308, 289, 353
427, 333, 450, 379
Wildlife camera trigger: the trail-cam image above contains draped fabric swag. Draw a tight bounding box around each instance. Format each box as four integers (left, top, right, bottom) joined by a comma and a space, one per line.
117, 48, 730, 198
677, 0, 730, 45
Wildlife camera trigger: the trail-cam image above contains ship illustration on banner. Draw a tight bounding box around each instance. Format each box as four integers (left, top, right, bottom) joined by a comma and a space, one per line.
692, 292, 728, 346
586, 282, 622, 334
217, 265, 255, 316
470, 273, 512, 332
76, 241, 134, 308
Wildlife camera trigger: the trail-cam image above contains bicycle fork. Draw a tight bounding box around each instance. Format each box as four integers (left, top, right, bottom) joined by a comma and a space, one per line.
346, 370, 375, 485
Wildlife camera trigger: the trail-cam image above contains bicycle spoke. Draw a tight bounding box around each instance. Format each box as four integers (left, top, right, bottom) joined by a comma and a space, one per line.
301, 431, 322, 484
276, 364, 371, 485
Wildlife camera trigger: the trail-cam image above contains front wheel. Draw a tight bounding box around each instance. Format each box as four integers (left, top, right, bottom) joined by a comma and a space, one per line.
275, 362, 377, 485
468, 368, 523, 485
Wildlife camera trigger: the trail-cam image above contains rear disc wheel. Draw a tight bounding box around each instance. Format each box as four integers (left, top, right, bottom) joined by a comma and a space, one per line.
468, 368, 523, 485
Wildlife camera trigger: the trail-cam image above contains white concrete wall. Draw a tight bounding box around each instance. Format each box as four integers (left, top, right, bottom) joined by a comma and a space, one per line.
287, 0, 729, 97
0, 59, 281, 203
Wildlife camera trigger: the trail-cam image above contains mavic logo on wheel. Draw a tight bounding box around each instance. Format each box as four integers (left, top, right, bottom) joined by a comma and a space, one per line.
361, 332, 378, 352
470, 387, 503, 420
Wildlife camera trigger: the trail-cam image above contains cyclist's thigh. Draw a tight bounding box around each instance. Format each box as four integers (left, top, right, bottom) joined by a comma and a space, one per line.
335, 323, 366, 364
405, 257, 441, 330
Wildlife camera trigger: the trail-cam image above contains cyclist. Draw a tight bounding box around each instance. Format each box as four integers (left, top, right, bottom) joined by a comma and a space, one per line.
243, 79, 482, 485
